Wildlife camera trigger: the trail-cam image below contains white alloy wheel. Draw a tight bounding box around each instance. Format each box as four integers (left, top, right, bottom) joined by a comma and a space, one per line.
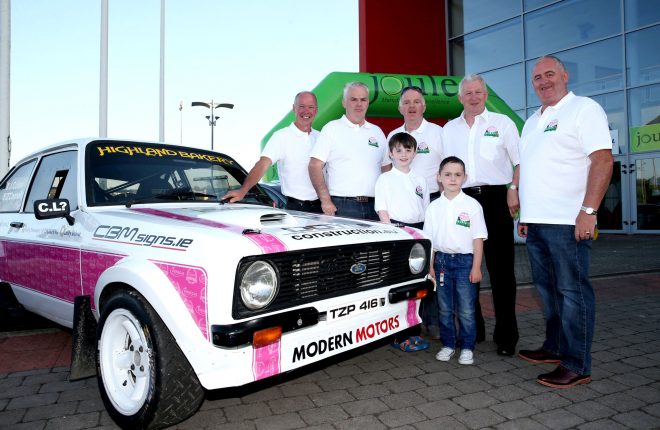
96, 289, 204, 429
98, 308, 152, 415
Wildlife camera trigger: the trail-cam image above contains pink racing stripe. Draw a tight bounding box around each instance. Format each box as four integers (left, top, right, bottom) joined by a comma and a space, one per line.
401, 226, 425, 240
131, 207, 287, 253
252, 340, 281, 380
406, 298, 420, 326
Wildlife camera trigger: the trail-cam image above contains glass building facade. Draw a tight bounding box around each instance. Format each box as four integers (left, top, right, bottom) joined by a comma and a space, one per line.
448, 0, 660, 233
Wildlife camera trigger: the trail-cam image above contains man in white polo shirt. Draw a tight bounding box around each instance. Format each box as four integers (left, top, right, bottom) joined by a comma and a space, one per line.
443, 74, 521, 356
387, 86, 444, 201
517, 55, 613, 388
224, 91, 321, 213
309, 82, 390, 220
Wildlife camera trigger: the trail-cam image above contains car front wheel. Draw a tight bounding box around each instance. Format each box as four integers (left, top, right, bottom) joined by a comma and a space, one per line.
96, 289, 204, 429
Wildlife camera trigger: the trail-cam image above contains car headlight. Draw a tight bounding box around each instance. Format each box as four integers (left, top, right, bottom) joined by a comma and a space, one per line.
408, 243, 427, 275
240, 261, 278, 310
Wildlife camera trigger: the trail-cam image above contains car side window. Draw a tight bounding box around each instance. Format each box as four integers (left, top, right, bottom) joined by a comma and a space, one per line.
0, 160, 37, 213
25, 151, 79, 213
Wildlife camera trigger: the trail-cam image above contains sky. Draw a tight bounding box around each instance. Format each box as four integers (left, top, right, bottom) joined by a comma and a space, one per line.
8, 0, 359, 168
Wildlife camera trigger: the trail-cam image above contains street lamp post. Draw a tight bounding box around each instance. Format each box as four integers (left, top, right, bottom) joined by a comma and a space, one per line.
179, 100, 183, 144
191, 100, 234, 151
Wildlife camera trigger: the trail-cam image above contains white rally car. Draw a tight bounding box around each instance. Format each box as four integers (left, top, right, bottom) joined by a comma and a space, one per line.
0, 139, 431, 429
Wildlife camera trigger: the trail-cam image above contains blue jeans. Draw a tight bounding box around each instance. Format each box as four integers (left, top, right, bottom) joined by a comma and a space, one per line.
435, 252, 477, 351
526, 224, 594, 375
331, 196, 379, 221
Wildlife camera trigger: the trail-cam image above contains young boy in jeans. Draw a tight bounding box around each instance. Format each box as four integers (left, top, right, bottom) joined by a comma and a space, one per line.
423, 156, 487, 365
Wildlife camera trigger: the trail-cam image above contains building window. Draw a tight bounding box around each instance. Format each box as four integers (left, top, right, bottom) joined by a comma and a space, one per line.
625, 0, 660, 30
524, 0, 621, 58
626, 25, 660, 87
450, 18, 522, 75
480, 63, 525, 111
628, 84, 660, 154
591, 92, 626, 155
449, 0, 520, 36
524, 0, 556, 12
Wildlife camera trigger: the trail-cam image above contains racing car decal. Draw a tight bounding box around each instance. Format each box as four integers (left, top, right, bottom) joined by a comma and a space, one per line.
152, 261, 209, 339
253, 340, 281, 381
131, 208, 287, 253
0, 240, 80, 302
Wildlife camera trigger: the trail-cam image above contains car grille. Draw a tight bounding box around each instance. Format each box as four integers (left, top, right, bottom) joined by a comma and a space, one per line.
233, 239, 430, 318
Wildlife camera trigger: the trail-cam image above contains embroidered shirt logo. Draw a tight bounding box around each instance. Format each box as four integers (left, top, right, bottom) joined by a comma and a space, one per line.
417, 142, 430, 154
544, 119, 558, 132
368, 137, 379, 147
415, 186, 423, 198
456, 212, 471, 228
483, 126, 499, 138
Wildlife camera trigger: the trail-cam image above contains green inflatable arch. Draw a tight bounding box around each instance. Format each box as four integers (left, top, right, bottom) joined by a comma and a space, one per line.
262, 72, 523, 181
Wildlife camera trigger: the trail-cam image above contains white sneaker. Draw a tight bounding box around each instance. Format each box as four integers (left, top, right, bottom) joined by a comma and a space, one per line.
458, 349, 474, 365
435, 347, 455, 361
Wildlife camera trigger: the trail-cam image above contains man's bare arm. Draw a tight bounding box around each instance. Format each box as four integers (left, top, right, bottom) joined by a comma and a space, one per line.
223, 157, 272, 202
575, 149, 614, 241
309, 157, 336, 215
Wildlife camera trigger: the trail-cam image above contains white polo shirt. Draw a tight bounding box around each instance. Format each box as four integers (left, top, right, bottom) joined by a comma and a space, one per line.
442, 108, 520, 187
261, 123, 320, 201
387, 119, 444, 193
374, 167, 429, 224
311, 115, 389, 197
519, 92, 612, 225
423, 191, 488, 254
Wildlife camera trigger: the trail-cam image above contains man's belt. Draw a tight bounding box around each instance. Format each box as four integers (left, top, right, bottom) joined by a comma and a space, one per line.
332, 195, 374, 203
463, 184, 507, 196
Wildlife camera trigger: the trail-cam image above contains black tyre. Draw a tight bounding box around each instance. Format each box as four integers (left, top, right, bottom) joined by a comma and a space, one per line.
96, 289, 204, 429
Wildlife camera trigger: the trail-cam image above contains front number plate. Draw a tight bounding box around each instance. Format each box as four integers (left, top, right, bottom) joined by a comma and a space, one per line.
327, 297, 386, 322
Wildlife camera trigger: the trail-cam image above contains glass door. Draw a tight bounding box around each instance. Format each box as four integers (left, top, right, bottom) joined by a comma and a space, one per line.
630, 155, 660, 232
598, 160, 626, 232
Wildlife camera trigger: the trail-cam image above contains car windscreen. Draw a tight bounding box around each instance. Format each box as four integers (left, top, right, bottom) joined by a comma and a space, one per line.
85, 141, 272, 207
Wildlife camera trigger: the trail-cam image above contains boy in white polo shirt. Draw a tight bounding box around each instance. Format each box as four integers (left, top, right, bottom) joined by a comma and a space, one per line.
424, 156, 487, 365
374, 132, 429, 229
376, 133, 430, 352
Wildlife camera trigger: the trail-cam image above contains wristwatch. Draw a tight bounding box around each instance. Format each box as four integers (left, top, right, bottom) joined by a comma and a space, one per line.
581, 206, 598, 215
508, 184, 518, 191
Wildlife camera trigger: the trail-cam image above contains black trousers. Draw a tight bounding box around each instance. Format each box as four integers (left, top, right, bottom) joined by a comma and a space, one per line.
464, 185, 519, 349
285, 197, 323, 214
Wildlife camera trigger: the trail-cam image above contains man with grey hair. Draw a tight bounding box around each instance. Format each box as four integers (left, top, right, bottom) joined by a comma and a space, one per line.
517, 55, 613, 388
387, 86, 444, 200
387, 85, 444, 339
443, 74, 521, 356
224, 91, 321, 213
309, 82, 390, 220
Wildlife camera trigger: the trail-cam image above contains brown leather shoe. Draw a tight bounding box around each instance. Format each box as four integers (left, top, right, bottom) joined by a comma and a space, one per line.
537, 365, 591, 388
518, 348, 562, 364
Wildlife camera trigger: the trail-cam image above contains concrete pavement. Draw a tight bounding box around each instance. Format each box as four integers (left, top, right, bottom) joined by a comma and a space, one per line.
1, 234, 659, 429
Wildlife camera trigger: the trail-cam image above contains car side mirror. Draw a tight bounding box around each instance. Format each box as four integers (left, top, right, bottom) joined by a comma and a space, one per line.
34, 198, 75, 226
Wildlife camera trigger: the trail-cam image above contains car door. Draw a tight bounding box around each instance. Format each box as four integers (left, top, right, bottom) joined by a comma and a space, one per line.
2, 150, 82, 327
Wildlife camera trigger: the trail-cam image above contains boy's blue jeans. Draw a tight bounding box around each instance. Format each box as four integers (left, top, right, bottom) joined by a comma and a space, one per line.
525, 223, 594, 375
435, 252, 477, 351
